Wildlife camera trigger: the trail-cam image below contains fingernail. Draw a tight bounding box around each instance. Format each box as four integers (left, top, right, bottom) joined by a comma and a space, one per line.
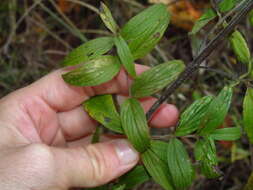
113, 139, 139, 165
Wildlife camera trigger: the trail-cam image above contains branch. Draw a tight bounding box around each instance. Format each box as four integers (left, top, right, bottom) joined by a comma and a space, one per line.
146, 0, 253, 121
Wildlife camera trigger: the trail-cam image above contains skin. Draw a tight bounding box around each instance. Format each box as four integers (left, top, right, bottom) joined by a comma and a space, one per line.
0, 64, 179, 190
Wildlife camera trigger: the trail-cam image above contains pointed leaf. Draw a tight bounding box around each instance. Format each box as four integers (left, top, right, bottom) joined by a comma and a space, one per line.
210, 127, 241, 141
120, 98, 151, 152
83, 95, 123, 133
176, 96, 214, 136
198, 86, 233, 135
142, 149, 174, 190
99, 2, 119, 34
121, 4, 170, 59
243, 88, 253, 144
118, 165, 150, 189
62, 37, 114, 66
167, 138, 195, 190
131, 60, 185, 98
62, 55, 121, 86
229, 30, 251, 64
114, 36, 136, 77
190, 8, 217, 35
194, 137, 220, 178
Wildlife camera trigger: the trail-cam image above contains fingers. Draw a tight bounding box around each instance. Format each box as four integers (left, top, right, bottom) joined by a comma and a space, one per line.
58, 97, 179, 141
11, 64, 149, 112
52, 139, 139, 188
117, 96, 179, 127
58, 106, 97, 141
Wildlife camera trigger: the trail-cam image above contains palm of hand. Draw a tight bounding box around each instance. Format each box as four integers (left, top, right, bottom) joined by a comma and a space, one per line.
0, 66, 178, 189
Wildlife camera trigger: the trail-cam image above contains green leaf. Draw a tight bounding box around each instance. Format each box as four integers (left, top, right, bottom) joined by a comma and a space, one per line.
114, 36, 136, 77
83, 95, 123, 133
121, 4, 170, 59
198, 86, 233, 135
131, 60, 185, 98
167, 138, 194, 190
142, 149, 174, 190
249, 10, 253, 27
243, 88, 253, 144
62, 37, 114, 66
120, 98, 151, 152
229, 30, 251, 64
118, 165, 150, 189
175, 96, 214, 136
190, 8, 217, 35
150, 140, 168, 163
194, 137, 220, 178
62, 55, 121, 86
210, 127, 241, 141
99, 2, 119, 34
218, 0, 237, 12
112, 185, 126, 190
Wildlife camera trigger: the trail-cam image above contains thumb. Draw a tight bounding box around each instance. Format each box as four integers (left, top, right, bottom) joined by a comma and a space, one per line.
52, 139, 139, 188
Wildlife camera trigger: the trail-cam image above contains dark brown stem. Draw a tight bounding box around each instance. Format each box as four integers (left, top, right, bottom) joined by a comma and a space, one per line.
146, 0, 253, 121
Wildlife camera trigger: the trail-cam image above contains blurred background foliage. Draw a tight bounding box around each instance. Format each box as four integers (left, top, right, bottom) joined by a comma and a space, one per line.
0, 0, 253, 189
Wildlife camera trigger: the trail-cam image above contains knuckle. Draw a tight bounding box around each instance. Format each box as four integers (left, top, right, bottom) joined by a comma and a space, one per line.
85, 145, 108, 184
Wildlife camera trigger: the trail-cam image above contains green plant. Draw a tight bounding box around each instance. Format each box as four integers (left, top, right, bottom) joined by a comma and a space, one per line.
61, 1, 253, 189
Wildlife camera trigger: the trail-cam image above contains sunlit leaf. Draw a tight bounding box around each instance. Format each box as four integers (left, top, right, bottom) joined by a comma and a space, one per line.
243, 88, 253, 144
99, 2, 119, 34
83, 95, 123, 133
142, 149, 174, 190
114, 36, 136, 77
194, 137, 220, 178
62, 55, 121, 86
218, 0, 237, 12
167, 138, 194, 189
121, 4, 170, 59
118, 165, 150, 189
190, 8, 216, 35
62, 37, 114, 66
120, 98, 151, 152
198, 86, 233, 135
210, 127, 241, 141
176, 96, 214, 136
229, 30, 251, 64
131, 60, 185, 98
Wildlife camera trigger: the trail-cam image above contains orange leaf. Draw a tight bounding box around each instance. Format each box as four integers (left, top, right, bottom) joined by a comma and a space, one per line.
149, 0, 202, 31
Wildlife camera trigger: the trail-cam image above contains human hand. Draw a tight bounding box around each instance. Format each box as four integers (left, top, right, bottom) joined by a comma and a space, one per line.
0, 64, 179, 190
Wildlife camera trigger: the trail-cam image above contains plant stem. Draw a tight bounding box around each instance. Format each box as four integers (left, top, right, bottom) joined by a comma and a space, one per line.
146, 0, 253, 121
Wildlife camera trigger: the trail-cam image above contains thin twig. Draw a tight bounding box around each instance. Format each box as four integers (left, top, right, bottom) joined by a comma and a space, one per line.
48, 0, 87, 42
28, 16, 72, 49
198, 65, 237, 80
64, 0, 99, 14
146, 0, 253, 121
1, 0, 42, 54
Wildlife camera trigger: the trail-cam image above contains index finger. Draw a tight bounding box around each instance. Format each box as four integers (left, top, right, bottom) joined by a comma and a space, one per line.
17, 64, 149, 111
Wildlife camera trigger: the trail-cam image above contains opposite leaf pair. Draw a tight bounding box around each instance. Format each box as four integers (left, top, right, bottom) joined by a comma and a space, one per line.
62, 3, 171, 84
